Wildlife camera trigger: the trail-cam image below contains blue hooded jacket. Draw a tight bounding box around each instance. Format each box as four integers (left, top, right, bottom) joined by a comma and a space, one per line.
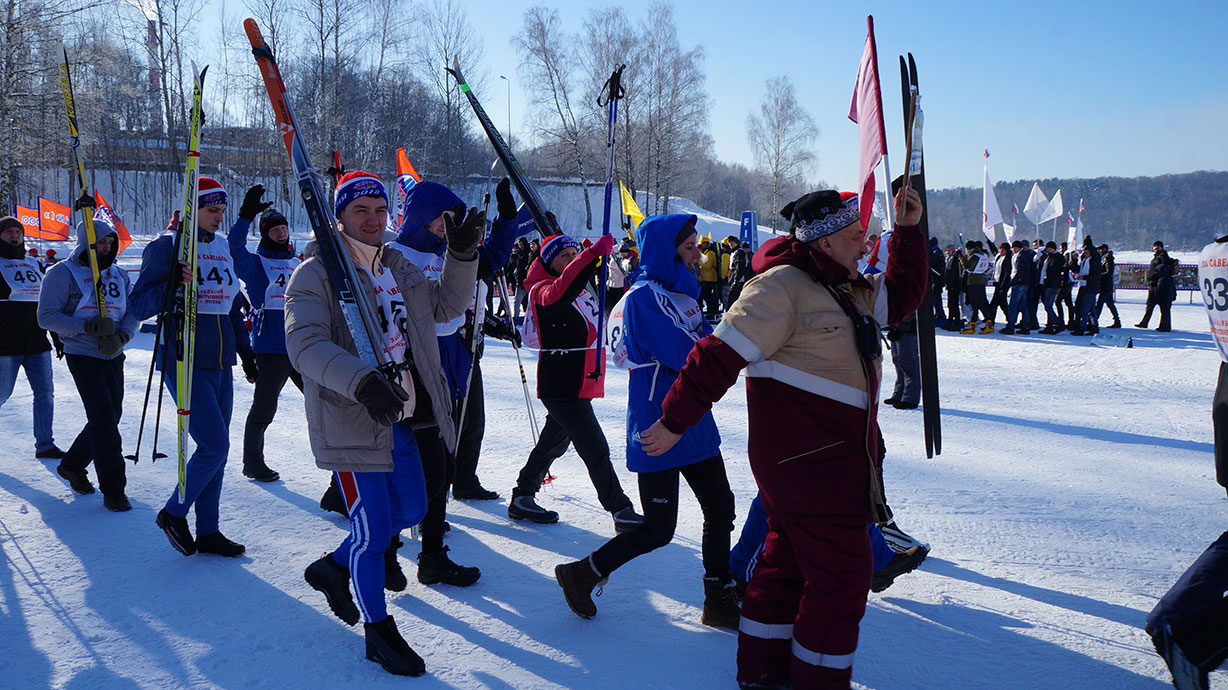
622, 213, 720, 472
227, 216, 298, 354
395, 180, 529, 399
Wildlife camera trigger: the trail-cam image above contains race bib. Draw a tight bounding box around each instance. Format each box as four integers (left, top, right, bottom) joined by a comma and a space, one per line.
260, 256, 299, 311
0, 257, 43, 302
366, 266, 408, 365
608, 282, 703, 369
195, 240, 241, 315
65, 261, 127, 320
1199, 242, 1228, 363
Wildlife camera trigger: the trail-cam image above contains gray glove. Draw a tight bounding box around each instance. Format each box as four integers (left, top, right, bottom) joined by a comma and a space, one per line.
444, 206, 485, 258
84, 316, 116, 338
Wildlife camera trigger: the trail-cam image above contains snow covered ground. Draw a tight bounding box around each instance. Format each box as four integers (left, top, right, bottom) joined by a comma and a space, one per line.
1, 290, 1224, 689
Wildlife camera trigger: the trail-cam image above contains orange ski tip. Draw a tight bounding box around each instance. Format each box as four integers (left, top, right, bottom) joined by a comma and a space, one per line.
244, 18, 263, 44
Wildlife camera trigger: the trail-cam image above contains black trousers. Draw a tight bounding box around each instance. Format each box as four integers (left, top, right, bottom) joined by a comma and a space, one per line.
965, 284, 991, 323
1095, 288, 1120, 324
514, 397, 631, 513
62, 354, 126, 496
1058, 284, 1074, 322
591, 455, 735, 579
242, 352, 303, 469
699, 281, 720, 317
1139, 287, 1173, 329
415, 428, 453, 554
451, 359, 486, 492
945, 288, 961, 329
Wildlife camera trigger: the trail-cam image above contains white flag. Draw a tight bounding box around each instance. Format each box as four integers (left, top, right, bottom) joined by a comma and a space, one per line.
1041, 189, 1064, 224
1003, 223, 1016, 243
1023, 182, 1049, 225
1067, 224, 1077, 248
983, 164, 1003, 240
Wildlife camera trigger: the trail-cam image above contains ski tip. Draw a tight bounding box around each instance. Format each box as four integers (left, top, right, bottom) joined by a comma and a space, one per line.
244, 18, 264, 46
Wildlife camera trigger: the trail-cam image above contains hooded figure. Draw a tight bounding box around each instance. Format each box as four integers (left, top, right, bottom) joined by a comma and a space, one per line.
36, 218, 139, 509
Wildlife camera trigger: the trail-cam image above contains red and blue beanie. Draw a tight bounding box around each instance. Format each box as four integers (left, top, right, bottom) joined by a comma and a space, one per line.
540, 234, 579, 268
198, 177, 228, 207
334, 171, 388, 216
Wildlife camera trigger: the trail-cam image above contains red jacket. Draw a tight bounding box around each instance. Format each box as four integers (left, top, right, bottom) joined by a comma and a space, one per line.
659, 226, 928, 522
523, 247, 605, 399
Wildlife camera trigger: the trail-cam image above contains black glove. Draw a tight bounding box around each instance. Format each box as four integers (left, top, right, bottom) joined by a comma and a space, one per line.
239, 351, 259, 382
239, 185, 274, 221
495, 178, 517, 221
97, 331, 130, 357
74, 193, 96, 211
84, 316, 116, 338
355, 371, 410, 426
444, 206, 485, 258
51, 333, 65, 360
483, 313, 521, 348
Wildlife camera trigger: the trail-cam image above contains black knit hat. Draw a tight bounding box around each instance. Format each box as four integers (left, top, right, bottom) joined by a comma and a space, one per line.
780, 190, 859, 242
259, 209, 288, 238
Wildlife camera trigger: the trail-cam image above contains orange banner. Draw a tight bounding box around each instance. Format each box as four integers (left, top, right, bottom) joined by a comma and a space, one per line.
15, 205, 40, 238
94, 190, 132, 255
35, 198, 71, 241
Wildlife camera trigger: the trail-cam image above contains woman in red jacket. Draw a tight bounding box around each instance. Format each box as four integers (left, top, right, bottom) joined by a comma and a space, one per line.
507, 233, 642, 533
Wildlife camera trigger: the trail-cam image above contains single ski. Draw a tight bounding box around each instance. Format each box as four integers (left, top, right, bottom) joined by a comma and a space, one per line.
899, 53, 942, 457
447, 57, 558, 238
592, 64, 626, 379
174, 64, 208, 500
245, 19, 401, 383
56, 46, 107, 318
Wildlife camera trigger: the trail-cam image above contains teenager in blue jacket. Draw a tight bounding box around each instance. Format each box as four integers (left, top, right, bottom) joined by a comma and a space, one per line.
554, 213, 740, 628
227, 185, 302, 482
129, 177, 253, 558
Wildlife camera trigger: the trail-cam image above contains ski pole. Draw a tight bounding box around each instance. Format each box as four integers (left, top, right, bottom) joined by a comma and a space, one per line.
591, 64, 626, 380
496, 272, 538, 443
456, 159, 500, 440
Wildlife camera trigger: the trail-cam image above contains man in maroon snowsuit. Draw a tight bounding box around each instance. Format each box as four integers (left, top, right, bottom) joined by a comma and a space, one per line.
641, 186, 927, 690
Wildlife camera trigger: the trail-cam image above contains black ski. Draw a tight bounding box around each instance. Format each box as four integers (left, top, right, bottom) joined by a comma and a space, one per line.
447, 57, 559, 238
900, 53, 942, 457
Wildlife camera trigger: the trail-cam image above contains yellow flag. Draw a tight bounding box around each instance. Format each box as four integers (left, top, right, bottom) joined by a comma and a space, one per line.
619, 181, 645, 231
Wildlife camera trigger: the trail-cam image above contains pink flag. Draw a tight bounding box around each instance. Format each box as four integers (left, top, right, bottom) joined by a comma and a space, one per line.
849, 15, 886, 233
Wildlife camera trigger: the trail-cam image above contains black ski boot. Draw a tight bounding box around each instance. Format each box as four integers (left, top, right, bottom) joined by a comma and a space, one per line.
57, 463, 95, 495
320, 479, 347, 517
508, 493, 559, 524
417, 546, 480, 587
871, 545, 929, 593
364, 615, 425, 677
612, 506, 645, 534
197, 532, 246, 557
555, 555, 606, 619
385, 534, 407, 592
36, 445, 67, 459
701, 576, 741, 630
156, 508, 195, 556
242, 462, 280, 482
304, 554, 359, 625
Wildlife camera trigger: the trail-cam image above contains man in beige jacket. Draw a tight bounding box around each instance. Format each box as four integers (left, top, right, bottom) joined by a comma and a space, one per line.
285, 171, 480, 677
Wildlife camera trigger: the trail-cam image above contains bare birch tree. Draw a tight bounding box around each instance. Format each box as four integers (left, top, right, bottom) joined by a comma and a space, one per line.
746, 75, 818, 231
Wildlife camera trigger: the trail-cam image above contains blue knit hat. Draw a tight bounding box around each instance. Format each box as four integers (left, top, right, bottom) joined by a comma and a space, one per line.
334, 171, 388, 217
540, 234, 579, 268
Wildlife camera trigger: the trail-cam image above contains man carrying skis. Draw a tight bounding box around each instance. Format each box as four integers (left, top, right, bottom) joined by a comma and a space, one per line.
227, 186, 302, 482
130, 177, 254, 557
386, 177, 525, 588
286, 171, 479, 677
641, 185, 927, 690
38, 218, 137, 510
0, 216, 64, 460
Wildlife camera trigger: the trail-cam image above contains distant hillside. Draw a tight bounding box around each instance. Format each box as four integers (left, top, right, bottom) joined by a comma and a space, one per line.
924, 170, 1228, 251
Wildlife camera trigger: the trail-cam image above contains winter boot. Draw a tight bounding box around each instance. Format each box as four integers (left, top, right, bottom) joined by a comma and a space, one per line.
1148, 623, 1210, 690
416, 546, 481, 587
452, 482, 500, 500
304, 554, 359, 625
197, 532, 246, 557
102, 493, 132, 512
959, 322, 978, 334
156, 508, 195, 556
35, 445, 66, 459
364, 615, 426, 677
1108, 319, 1122, 329
555, 555, 607, 619
57, 463, 95, 495
978, 321, 995, 334
701, 576, 741, 630
242, 462, 280, 483
320, 480, 348, 517
871, 545, 929, 593
385, 534, 408, 592
612, 506, 645, 534
508, 493, 559, 524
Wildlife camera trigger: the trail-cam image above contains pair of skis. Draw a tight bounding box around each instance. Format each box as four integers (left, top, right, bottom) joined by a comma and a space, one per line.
898, 53, 942, 458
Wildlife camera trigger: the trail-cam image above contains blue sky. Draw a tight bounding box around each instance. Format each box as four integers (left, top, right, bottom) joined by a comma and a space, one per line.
218, 0, 1228, 193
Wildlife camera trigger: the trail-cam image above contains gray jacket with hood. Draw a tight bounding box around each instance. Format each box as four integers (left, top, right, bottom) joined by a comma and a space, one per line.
284, 237, 477, 472
37, 220, 137, 360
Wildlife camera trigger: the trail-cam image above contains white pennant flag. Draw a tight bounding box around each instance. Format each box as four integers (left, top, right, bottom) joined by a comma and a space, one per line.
1003, 223, 1016, 243
983, 164, 1003, 240
1023, 182, 1049, 225
1041, 189, 1064, 224
1067, 224, 1077, 248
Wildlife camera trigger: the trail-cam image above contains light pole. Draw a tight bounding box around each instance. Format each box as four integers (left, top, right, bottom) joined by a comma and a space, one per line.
499, 75, 511, 144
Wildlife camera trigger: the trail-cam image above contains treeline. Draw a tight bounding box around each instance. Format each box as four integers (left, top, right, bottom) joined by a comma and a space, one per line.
926, 171, 1228, 251
0, 0, 813, 236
